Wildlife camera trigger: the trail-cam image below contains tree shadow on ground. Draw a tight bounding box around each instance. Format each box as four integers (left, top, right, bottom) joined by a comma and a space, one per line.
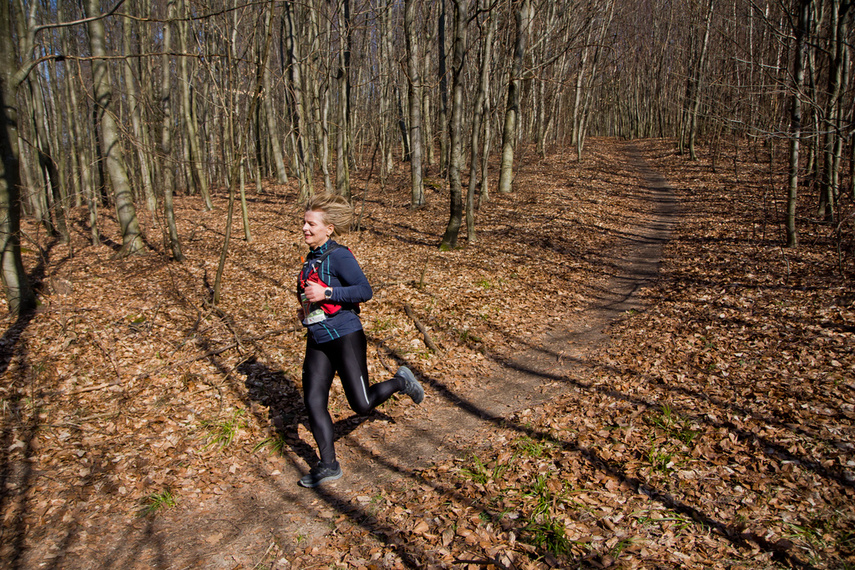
237, 356, 396, 471
286, 355, 816, 569
0, 240, 56, 569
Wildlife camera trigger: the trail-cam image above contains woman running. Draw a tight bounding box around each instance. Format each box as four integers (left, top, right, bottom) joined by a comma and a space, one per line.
296, 192, 424, 488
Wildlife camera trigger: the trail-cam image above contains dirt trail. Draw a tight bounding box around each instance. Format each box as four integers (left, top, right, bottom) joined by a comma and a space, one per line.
93, 143, 678, 568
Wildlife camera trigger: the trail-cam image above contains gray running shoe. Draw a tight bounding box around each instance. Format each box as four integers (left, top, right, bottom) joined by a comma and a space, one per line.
396, 366, 424, 404
298, 461, 342, 488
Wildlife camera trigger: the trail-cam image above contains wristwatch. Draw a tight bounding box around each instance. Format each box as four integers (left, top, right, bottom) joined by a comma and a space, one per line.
324, 287, 333, 299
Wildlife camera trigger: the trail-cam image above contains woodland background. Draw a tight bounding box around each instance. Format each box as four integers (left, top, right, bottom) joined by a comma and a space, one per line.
0, 0, 854, 568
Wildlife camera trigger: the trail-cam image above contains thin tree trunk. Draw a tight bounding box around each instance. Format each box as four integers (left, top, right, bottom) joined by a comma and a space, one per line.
308, 0, 332, 193
240, 158, 252, 242
577, 0, 614, 159
689, 0, 715, 161
84, 0, 145, 256
440, 0, 467, 250
405, 0, 425, 207
214, 1, 273, 305
123, 11, 156, 214
438, 0, 448, 174
160, 0, 185, 262
498, 0, 530, 194
377, 0, 393, 188
466, 2, 496, 243
787, 0, 810, 248
17, 0, 66, 241
179, 0, 212, 208
283, 0, 313, 199
0, 0, 36, 314
263, 8, 287, 187
336, 0, 352, 199
818, 0, 851, 221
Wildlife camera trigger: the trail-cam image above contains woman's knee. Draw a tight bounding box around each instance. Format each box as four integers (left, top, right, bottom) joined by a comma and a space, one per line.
350, 400, 373, 416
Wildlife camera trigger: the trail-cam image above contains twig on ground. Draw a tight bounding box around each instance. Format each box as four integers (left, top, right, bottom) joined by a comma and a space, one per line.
404, 303, 439, 353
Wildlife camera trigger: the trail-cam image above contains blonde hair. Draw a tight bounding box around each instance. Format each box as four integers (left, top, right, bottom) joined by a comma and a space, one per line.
304, 192, 353, 236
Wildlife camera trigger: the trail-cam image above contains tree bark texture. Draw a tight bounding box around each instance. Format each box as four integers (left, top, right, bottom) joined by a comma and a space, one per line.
498, 0, 530, 194
0, 0, 36, 315
405, 0, 425, 208
440, 0, 468, 250
84, 0, 145, 257
787, 0, 811, 248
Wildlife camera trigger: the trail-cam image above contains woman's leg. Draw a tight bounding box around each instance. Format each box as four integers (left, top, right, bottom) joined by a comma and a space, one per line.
302, 341, 338, 465
335, 330, 402, 415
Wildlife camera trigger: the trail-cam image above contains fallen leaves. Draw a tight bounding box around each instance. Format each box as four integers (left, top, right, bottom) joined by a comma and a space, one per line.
1, 139, 853, 568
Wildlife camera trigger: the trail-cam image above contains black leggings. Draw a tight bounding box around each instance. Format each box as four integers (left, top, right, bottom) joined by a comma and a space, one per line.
302, 329, 401, 465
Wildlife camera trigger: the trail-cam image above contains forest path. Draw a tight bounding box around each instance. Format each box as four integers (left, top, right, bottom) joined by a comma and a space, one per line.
339, 142, 678, 484
127, 142, 678, 568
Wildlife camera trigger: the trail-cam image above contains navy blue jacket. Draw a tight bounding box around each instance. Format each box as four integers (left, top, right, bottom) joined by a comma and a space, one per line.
298, 240, 373, 344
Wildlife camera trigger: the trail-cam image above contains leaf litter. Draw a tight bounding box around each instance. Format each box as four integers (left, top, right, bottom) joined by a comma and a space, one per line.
0, 138, 853, 569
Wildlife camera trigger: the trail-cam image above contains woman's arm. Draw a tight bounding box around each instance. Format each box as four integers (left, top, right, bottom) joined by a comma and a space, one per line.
325, 248, 372, 304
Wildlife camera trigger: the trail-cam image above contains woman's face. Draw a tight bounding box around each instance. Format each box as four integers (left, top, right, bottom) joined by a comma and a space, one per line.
303, 210, 334, 249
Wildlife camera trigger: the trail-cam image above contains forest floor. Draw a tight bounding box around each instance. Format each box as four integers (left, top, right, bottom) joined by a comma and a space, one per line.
1, 138, 854, 569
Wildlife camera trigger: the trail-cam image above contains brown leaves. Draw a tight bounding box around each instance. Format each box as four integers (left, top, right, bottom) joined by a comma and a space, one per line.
2, 139, 853, 568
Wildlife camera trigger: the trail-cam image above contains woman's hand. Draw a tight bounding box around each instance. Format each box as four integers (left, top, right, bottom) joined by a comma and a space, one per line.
303, 281, 328, 303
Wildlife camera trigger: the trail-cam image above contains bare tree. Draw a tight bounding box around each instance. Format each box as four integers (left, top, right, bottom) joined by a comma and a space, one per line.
84, 0, 145, 257
466, 0, 497, 242
440, 0, 468, 250
497, 0, 530, 194
0, 0, 36, 315
688, 0, 715, 161
158, 0, 185, 261
405, 0, 426, 207
787, 0, 811, 248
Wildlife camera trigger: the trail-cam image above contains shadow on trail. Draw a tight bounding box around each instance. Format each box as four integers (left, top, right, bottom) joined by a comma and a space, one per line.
0, 240, 58, 569
238, 356, 397, 471
285, 355, 816, 569
251, 147, 817, 568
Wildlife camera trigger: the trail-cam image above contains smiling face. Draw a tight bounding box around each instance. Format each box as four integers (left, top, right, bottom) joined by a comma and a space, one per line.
303, 209, 334, 249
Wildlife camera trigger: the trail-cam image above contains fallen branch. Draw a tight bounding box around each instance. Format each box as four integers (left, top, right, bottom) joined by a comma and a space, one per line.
404, 303, 438, 353
64, 382, 121, 396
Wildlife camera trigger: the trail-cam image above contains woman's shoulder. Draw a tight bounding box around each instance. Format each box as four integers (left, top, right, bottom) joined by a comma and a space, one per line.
329, 242, 358, 260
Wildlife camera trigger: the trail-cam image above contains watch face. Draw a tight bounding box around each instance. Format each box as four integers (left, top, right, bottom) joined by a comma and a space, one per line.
324, 288, 332, 299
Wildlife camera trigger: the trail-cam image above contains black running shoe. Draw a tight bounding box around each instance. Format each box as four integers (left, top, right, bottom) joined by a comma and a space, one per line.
396, 366, 424, 404
298, 461, 342, 488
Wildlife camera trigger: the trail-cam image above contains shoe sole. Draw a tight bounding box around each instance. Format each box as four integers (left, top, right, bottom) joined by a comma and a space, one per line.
398, 366, 424, 404
298, 470, 343, 488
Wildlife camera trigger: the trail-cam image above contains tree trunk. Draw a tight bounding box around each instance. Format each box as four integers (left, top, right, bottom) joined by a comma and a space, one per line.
84, 0, 145, 256
262, 10, 288, 184
214, 1, 273, 305
405, 0, 425, 207
786, 0, 811, 249
497, 0, 530, 194
283, 0, 313, 200
122, 11, 157, 214
160, 0, 185, 262
818, 0, 851, 221
179, 0, 212, 208
377, 0, 394, 188
0, 0, 36, 315
239, 158, 252, 242
577, 0, 614, 160
308, 0, 332, 193
466, 2, 496, 242
438, 0, 449, 174
16, 1, 67, 241
336, 0, 352, 199
689, 0, 715, 161
441, 0, 467, 250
